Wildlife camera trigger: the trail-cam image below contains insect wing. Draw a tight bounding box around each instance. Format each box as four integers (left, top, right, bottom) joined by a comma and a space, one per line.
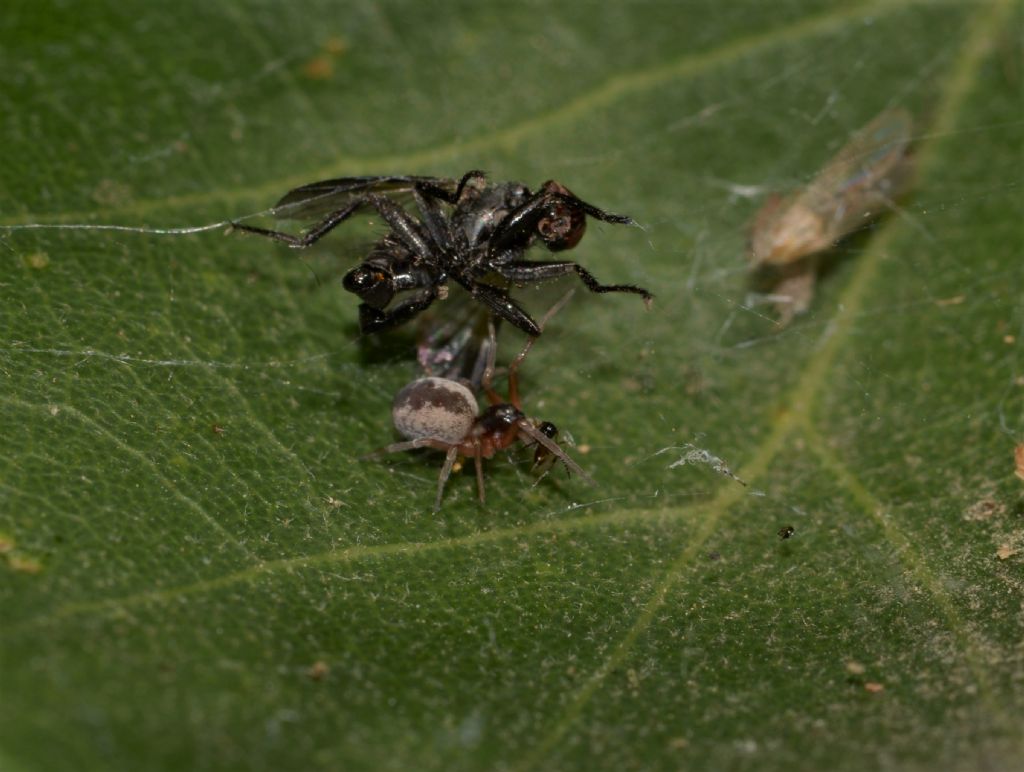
800, 108, 913, 237
416, 292, 494, 388
272, 175, 458, 220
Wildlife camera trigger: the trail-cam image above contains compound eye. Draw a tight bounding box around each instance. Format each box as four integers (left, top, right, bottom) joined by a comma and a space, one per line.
343, 265, 394, 308
537, 181, 587, 251
537, 202, 586, 251
537, 421, 558, 440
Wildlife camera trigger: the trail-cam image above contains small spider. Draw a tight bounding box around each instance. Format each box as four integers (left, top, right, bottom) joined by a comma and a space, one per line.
370, 307, 592, 510
231, 171, 652, 336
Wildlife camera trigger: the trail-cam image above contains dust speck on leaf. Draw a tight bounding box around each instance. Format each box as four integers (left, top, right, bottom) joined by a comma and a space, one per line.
995, 544, 1017, 560
7, 553, 43, 575
22, 252, 50, 270
864, 682, 885, 694
845, 661, 866, 675
302, 37, 348, 80
303, 56, 334, 80
307, 661, 330, 681
963, 497, 1004, 522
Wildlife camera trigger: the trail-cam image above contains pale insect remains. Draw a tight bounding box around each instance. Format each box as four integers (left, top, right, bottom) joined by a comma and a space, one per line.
749, 107, 914, 323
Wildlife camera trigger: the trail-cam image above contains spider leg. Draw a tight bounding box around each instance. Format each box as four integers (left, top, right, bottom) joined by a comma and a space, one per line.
473, 450, 486, 504
480, 319, 503, 405
503, 290, 575, 407
494, 260, 653, 304
362, 437, 449, 459
434, 447, 461, 511
358, 287, 442, 334
517, 421, 596, 486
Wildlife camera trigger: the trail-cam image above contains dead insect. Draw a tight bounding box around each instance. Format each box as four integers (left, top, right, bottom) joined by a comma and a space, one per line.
778, 525, 795, 540
232, 171, 652, 336
369, 314, 591, 511
749, 108, 914, 323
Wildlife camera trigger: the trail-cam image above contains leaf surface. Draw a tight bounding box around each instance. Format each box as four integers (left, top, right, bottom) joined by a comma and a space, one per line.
1, 1, 1021, 770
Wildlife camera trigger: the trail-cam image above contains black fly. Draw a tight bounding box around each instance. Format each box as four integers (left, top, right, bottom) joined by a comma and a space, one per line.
231, 171, 652, 337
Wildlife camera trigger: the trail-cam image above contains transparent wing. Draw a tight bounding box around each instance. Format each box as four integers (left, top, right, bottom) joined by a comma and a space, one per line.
800, 107, 914, 231
271, 175, 459, 220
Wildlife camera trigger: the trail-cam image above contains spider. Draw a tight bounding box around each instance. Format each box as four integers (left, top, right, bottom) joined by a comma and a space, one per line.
231, 170, 652, 336
369, 308, 593, 511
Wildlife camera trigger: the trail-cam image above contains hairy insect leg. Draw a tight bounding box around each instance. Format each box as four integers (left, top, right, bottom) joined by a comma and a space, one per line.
463, 281, 541, 336
495, 260, 653, 305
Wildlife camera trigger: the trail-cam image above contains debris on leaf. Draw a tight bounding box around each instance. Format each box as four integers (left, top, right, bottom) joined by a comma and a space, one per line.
307, 661, 330, 681
7, 553, 43, 574
656, 443, 746, 485
748, 108, 914, 325
863, 682, 885, 694
963, 497, 1004, 522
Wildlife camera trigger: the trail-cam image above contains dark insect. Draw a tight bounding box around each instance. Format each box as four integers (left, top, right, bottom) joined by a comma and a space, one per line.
778, 525, 795, 540
368, 317, 592, 511
231, 171, 652, 337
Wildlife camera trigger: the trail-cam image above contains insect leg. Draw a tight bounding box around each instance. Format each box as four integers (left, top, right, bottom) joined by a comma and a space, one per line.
358, 287, 442, 334
435, 447, 460, 511
414, 170, 487, 205
494, 260, 653, 303
460, 281, 541, 336
230, 199, 365, 247
232, 194, 432, 255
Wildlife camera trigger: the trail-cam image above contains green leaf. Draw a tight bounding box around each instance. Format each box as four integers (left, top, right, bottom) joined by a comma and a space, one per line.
2, 1, 1021, 770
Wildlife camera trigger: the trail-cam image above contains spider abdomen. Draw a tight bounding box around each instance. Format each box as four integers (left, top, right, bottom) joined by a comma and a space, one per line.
391, 377, 477, 444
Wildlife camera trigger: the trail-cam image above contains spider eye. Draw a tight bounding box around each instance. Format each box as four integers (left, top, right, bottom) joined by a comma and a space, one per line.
343, 265, 395, 308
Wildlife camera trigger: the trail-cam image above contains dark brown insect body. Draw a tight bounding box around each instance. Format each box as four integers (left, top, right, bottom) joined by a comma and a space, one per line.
232, 171, 652, 337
